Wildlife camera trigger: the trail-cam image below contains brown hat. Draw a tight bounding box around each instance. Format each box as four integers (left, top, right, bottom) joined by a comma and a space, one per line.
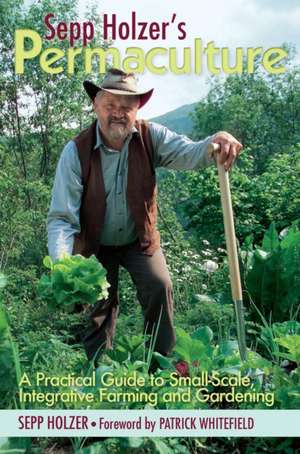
83, 68, 154, 109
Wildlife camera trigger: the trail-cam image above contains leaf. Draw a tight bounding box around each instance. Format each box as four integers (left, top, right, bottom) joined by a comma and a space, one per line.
119, 437, 144, 449
244, 221, 300, 322
262, 222, 280, 252
191, 326, 213, 345
117, 334, 144, 353
175, 327, 210, 364
0, 437, 31, 452
0, 274, 7, 289
254, 248, 269, 261
76, 443, 108, 454
174, 328, 193, 362
37, 254, 110, 308
275, 335, 300, 364
0, 305, 22, 399
281, 226, 300, 249
218, 340, 239, 356
272, 321, 300, 337
43, 255, 53, 270
151, 439, 174, 454
152, 352, 174, 370
218, 366, 242, 375
189, 339, 208, 362
73, 277, 91, 294
243, 234, 254, 250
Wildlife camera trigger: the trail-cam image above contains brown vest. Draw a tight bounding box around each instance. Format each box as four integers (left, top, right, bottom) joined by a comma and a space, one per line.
72, 119, 160, 257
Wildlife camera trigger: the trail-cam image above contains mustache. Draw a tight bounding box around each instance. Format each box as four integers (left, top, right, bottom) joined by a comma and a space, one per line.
109, 117, 127, 125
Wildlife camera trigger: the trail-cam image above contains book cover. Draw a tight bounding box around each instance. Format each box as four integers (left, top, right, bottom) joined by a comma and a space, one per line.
0, 0, 299, 451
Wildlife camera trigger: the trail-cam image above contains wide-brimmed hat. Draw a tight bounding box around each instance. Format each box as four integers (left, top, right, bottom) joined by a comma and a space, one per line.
83, 68, 154, 109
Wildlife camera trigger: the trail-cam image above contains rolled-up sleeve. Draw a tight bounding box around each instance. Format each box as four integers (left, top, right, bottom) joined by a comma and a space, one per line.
149, 122, 214, 170
47, 141, 83, 261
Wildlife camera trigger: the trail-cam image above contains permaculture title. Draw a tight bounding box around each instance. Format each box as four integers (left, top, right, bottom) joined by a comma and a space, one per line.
15, 12, 288, 75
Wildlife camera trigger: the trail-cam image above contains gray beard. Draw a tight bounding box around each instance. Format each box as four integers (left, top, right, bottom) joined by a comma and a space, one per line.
107, 123, 129, 141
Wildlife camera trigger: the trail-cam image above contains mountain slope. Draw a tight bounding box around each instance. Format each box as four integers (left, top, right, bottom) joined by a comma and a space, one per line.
150, 102, 198, 136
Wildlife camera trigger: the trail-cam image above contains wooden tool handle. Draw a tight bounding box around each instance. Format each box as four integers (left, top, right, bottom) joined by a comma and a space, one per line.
208, 143, 243, 301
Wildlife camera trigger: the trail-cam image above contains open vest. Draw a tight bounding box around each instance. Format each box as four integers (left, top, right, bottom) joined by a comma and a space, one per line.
72, 119, 160, 257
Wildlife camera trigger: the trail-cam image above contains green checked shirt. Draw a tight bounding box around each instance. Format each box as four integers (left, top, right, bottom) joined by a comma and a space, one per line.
47, 121, 213, 261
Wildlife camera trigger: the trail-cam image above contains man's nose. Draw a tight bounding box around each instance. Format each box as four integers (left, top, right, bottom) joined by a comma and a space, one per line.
111, 108, 124, 118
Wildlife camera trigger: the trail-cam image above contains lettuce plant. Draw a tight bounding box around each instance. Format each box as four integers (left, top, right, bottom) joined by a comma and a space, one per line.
38, 254, 110, 309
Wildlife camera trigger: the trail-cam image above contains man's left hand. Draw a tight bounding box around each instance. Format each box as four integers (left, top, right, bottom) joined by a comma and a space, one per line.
212, 131, 243, 171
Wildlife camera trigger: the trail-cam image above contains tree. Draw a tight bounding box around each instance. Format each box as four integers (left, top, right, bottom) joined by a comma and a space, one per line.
192, 50, 300, 174
0, 0, 106, 269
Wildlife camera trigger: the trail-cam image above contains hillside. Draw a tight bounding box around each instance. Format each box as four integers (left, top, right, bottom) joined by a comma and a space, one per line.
150, 102, 198, 136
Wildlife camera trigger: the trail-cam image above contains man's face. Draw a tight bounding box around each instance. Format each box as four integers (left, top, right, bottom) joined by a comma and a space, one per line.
93, 91, 140, 143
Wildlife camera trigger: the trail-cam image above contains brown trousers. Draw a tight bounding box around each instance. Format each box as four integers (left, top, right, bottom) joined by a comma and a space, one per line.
82, 239, 176, 360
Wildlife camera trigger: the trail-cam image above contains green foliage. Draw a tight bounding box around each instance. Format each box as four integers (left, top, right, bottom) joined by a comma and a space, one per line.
0, 274, 22, 408
106, 333, 146, 364
174, 148, 300, 250
76, 436, 190, 454
175, 294, 234, 342
0, 437, 32, 453
174, 326, 213, 367
37, 254, 110, 309
175, 58, 300, 254
242, 222, 300, 322
254, 320, 300, 363
275, 335, 300, 365
0, 1, 299, 450
0, 306, 20, 399
0, 0, 107, 272
192, 58, 300, 173
272, 364, 300, 409
272, 320, 300, 337
0, 274, 7, 289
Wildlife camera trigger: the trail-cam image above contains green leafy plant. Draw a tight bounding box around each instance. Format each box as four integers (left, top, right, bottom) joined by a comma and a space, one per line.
0, 273, 22, 408
254, 321, 300, 362
242, 222, 300, 322
176, 293, 234, 342
174, 326, 214, 371
275, 335, 300, 366
0, 437, 32, 453
75, 436, 190, 454
37, 254, 110, 309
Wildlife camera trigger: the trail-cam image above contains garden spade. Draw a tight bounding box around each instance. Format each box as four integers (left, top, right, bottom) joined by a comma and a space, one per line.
208, 143, 247, 361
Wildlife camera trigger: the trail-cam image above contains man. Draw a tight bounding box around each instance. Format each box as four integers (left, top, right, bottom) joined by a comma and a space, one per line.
47, 68, 242, 361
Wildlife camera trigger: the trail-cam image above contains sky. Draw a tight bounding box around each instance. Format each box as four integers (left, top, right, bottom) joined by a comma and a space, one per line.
76, 0, 300, 118
27, 0, 300, 119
